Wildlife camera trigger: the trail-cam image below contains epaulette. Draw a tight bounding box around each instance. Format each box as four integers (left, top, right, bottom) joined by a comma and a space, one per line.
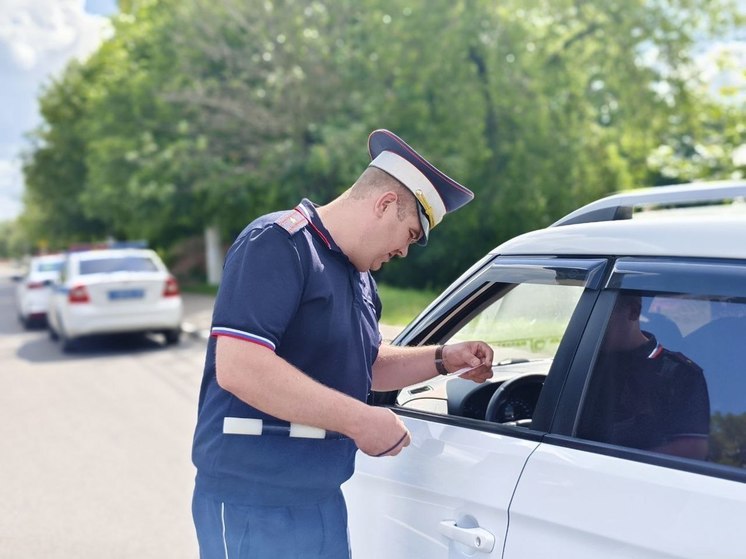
668, 350, 704, 373
274, 209, 309, 236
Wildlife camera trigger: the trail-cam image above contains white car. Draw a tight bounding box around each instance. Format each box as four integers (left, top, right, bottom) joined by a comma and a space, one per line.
343, 181, 746, 558
47, 248, 183, 351
14, 253, 66, 328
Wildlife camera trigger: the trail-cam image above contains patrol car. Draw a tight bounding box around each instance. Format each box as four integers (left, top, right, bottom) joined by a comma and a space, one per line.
14, 253, 65, 328
343, 181, 746, 558
47, 247, 183, 352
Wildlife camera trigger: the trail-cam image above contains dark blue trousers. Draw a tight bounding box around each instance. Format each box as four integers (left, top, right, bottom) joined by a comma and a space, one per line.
192, 489, 351, 558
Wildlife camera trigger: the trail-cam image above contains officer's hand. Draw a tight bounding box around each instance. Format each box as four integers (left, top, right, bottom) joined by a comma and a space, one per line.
354, 407, 411, 458
442, 341, 494, 383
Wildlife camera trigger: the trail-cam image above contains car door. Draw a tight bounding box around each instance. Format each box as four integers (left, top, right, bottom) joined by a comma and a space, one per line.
344, 257, 607, 559
503, 258, 746, 558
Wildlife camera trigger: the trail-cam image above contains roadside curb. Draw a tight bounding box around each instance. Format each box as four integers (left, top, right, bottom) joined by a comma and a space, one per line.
181, 321, 210, 341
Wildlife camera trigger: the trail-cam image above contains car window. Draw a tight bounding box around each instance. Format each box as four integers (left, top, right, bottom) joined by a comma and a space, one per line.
395, 257, 604, 426
33, 260, 63, 273
452, 282, 583, 363
576, 287, 746, 469
79, 256, 158, 274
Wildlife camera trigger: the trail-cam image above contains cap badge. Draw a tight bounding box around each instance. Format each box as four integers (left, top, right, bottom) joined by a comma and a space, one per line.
414, 190, 437, 228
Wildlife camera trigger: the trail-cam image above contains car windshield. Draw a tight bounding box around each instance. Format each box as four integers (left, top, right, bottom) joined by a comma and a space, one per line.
79, 256, 158, 274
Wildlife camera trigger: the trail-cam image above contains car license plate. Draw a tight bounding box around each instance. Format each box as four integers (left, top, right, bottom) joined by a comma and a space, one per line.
108, 289, 145, 300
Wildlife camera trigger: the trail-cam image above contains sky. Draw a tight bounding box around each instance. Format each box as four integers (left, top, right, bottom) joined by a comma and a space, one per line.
0, 1, 744, 223
0, 0, 116, 221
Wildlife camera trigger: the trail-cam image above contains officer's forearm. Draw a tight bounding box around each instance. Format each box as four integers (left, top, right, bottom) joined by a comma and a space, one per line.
215, 335, 370, 438
372, 342, 493, 390
372, 344, 439, 391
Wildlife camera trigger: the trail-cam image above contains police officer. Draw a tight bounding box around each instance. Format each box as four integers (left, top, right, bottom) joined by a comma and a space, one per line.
191, 129, 494, 558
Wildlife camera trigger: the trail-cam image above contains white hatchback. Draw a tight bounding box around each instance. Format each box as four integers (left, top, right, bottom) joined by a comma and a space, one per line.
14, 253, 66, 328
47, 248, 183, 351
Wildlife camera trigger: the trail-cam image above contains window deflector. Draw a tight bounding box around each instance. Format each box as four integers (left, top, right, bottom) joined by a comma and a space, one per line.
482, 258, 606, 289
607, 258, 746, 297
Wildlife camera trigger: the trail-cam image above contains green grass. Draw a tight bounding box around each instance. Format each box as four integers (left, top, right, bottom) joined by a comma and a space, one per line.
378, 283, 439, 327
181, 282, 219, 296
182, 281, 436, 328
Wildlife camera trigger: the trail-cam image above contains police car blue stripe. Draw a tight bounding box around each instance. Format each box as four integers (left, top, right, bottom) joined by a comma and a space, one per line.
211, 327, 276, 351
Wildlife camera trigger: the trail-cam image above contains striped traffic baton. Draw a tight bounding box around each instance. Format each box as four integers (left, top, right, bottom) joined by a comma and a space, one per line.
223, 417, 346, 440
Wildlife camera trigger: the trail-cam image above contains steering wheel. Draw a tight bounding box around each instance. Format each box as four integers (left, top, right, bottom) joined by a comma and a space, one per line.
484, 373, 547, 423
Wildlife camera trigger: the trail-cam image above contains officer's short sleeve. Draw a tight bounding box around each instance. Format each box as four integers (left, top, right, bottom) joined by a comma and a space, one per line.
669, 362, 711, 438
210, 226, 304, 351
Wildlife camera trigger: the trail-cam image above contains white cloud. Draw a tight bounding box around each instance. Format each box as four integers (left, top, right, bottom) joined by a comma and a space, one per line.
0, 0, 112, 222
0, 0, 108, 71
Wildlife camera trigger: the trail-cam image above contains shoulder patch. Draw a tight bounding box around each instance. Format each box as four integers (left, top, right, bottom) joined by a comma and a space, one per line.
274, 210, 309, 236
667, 350, 704, 373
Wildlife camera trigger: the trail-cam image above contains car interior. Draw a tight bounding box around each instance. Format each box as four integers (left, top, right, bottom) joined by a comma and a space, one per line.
396, 278, 583, 429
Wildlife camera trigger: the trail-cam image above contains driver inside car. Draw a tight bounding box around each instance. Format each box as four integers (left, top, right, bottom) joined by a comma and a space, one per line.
579, 293, 710, 460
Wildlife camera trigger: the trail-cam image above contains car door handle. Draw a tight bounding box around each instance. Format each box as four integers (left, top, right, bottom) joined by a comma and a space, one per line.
438, 520, 495, 553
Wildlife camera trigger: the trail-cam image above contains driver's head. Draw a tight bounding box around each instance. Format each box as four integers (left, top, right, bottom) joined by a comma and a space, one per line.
602, 294, 643, 351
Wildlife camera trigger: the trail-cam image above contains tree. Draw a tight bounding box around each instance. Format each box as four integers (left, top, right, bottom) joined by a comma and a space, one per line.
20, 0, 745, 288
22, 61, 109, 250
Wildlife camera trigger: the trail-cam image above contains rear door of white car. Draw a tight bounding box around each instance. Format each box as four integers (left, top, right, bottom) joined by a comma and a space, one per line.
345, 257, 608, 558
503, 258, 746, 558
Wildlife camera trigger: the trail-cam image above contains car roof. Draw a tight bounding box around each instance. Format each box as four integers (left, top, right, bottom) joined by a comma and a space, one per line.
68, 248, 157, 261
493, 180, 746, 260
495, 215, 746, 260
552, 179, 746, 226
30, 254, 65, 262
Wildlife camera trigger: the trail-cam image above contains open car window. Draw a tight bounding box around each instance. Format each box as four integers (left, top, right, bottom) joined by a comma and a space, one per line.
451, 282, 582, 363
395, 258, 606, 429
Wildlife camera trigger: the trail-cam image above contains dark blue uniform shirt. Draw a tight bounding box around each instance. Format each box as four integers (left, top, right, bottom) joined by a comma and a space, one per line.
192, 200, 382, 505
579, 332, 710, 451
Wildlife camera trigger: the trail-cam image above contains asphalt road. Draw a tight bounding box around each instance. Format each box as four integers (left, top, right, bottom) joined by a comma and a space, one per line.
0, 269, 203, 558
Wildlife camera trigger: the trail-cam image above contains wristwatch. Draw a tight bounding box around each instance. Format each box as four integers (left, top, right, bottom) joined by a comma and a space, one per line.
435, 345, 449, 375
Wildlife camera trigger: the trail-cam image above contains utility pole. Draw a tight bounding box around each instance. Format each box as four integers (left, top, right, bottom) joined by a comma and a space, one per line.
204, 225, 222, 285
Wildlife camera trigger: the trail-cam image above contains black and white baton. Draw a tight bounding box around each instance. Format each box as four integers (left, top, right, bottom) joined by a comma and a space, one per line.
223, 417, 346, 440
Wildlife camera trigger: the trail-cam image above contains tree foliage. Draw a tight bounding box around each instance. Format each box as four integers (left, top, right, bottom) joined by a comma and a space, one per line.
21, 0, 745, 288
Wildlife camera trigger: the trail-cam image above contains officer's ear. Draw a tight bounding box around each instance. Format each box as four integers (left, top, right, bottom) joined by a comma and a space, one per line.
374, 191, 399, 218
